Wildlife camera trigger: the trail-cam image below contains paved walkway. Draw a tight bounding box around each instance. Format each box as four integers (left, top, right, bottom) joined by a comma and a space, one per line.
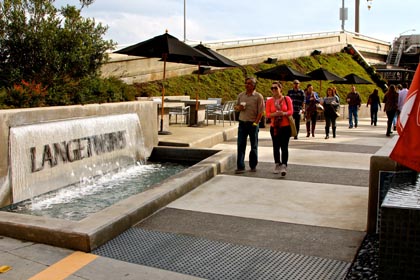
0, 115, 392, 279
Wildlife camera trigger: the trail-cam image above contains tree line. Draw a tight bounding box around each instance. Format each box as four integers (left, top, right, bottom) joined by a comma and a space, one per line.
0, 0, 136, 108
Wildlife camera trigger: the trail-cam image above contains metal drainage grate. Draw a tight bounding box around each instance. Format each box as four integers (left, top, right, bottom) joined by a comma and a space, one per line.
93, 228, 350, 280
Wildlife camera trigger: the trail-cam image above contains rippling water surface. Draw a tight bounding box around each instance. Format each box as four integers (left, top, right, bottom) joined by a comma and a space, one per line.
6, 162, 187, 221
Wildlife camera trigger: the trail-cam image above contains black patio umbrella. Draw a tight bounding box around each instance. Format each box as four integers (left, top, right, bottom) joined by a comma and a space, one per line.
114, 31, 215, 134
332, 73, 372, 84
186, 43, 242, 126
194, 43, 241, 68
255, 64, 312, 81
306, 67, 346, 93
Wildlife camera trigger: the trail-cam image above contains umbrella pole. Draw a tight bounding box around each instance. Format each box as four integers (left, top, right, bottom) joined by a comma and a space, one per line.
158, 54, 171, 135
190, 63, 202, 127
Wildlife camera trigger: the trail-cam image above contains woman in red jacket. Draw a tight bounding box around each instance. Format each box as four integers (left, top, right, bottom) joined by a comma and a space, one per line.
265, 81, 294, 176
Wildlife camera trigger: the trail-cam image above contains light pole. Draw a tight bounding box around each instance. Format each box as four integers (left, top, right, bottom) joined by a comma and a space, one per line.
355, 0, 373, 33
183, 0, 186, 42
355, 0, 360, 33
340, 0, 347, 31
341, 1, 372, 33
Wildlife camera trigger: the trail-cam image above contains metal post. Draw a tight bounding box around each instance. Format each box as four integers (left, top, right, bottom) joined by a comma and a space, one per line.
183, 0, 186, 42
341, 0, 345, 31
355, 0, 360, 33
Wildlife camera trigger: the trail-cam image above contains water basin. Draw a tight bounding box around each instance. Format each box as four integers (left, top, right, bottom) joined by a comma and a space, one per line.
3, 162, 188, 221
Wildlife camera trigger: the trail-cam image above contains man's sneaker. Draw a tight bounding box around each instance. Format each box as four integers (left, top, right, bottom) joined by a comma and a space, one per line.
280, 164, 287, 176
235, 169, 245, 174
249, 168, 257, 172
273, 163, 281, 174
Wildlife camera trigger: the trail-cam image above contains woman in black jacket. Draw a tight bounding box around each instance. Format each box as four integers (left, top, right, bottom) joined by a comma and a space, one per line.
322, 87, 340, 139
367, 88, 381, 126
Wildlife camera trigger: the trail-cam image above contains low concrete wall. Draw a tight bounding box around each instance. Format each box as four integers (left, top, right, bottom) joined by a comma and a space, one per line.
327, 103, 386, 122
103, 31, 390, 84
0, 101, 158, 207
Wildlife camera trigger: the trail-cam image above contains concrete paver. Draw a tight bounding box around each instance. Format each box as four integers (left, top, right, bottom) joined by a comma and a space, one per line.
168, 175, 368, 231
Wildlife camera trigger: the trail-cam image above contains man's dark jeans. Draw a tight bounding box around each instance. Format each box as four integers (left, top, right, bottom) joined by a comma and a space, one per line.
348, 105, 359, 127
237, 121, 259, 170
293, 112, 301, 136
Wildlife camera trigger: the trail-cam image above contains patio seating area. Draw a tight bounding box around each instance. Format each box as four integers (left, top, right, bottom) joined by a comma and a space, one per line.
169, 106, 190, 125
205, 100, 236, 126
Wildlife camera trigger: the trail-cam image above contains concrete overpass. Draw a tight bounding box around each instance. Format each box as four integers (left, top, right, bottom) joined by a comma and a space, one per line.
101, 30, 390, 84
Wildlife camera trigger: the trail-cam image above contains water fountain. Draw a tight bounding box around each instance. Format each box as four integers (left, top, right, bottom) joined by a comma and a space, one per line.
0, 102, 235, 251
9, 113, 144, 203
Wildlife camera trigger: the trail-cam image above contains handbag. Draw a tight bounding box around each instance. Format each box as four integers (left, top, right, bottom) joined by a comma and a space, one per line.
285, 97, 297, 137
332, 100, 340, 117
288, 115, 297, 137
316, 103, 324, 112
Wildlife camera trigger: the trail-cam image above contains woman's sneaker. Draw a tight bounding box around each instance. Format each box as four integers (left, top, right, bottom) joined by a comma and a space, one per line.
280, 164, 287, 176
273, 163, 281, 174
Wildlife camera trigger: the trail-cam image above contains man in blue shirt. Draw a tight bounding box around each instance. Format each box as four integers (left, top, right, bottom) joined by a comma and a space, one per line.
287, 80, 305, 139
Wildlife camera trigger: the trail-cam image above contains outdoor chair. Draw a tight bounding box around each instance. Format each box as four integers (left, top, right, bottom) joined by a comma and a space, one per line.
214, 101, 236, 126
208, 97, 222, 106
169, 106, 190, 125
205, 103, 220, 125
227, 101, 236, 122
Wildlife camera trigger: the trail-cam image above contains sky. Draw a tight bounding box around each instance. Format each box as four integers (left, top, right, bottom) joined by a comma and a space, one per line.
55, 0, 419, 48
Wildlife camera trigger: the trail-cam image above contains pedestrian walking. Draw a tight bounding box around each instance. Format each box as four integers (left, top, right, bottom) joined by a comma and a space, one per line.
346, 85, 361, 128
304, 84, 320, 137
383, 84, 399, 137
397, 82, 409, 124
266, 81, 293, 176
234, 77, 265, 173
366, 88, 381, 126
321, 87, 339, 139
287, 79, 305, 139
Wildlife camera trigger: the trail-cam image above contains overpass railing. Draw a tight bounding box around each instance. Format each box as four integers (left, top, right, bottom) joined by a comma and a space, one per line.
194, 30, 390, 48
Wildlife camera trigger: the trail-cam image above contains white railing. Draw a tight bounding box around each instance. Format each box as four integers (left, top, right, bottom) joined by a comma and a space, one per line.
195, 30, 390, 48
404, 44, 420, 54
342, 30, 391, 44
199, 31, 343, 48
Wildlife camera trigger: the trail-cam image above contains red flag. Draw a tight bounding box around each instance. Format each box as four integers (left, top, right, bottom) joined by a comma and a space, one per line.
390, 63, 420, 172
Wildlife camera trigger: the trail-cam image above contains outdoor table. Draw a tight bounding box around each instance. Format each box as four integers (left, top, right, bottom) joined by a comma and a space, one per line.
153, 100, 184, 132
165, 99, 217, 126
183, 99, 217, 126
